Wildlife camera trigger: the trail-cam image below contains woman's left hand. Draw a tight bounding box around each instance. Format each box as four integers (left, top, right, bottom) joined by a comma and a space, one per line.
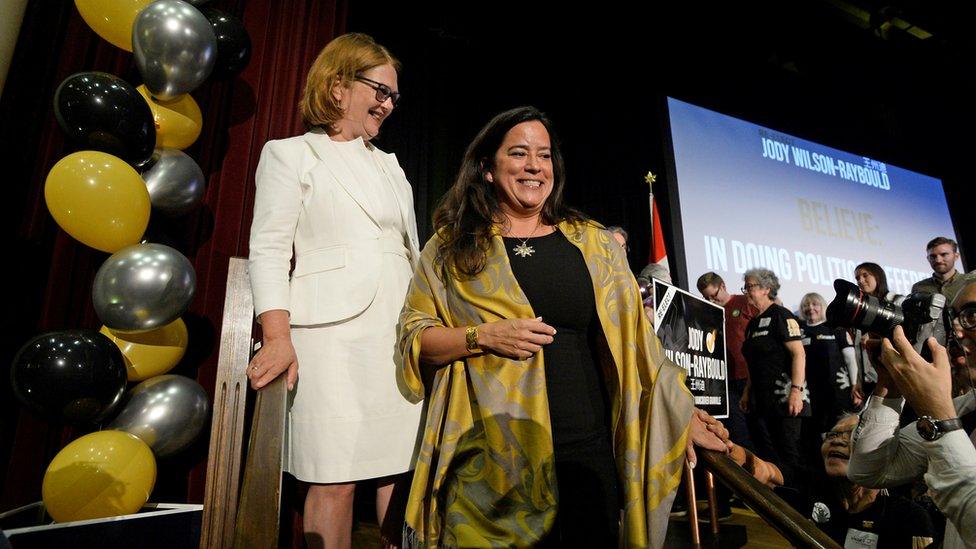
787, 389, 804, 416
686, 408, 733, 468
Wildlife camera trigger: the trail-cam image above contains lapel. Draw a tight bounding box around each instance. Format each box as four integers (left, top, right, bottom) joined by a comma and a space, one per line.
375, 152, 420, 256
303, 132, 379, 228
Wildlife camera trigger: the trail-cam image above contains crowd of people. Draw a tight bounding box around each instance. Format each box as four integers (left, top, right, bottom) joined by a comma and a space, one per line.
244, 31, 976, 549
682, 236, 975, 547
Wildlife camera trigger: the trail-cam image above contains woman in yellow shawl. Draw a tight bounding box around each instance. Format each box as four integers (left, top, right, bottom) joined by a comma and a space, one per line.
398, 106, 729, 548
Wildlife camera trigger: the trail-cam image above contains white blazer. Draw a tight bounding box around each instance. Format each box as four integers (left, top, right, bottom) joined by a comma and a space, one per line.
248, 131, 421, 326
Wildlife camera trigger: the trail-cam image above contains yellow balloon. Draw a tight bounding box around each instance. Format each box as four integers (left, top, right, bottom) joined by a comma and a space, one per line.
44, 151, 150, 253
101, 319, 189, 381
42, 430, 156, 522
74, 0, 152, 52
137, 86, 203, 150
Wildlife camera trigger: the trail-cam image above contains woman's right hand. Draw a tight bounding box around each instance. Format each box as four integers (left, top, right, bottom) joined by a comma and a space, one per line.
477, 317, 556, 360
247, 336, 299, 390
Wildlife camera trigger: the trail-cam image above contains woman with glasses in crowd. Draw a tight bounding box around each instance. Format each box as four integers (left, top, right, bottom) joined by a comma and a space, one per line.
246, 33, 421, 547
740, 268, 810, 488
788, 414, 935, 546
396, 106, 730, 548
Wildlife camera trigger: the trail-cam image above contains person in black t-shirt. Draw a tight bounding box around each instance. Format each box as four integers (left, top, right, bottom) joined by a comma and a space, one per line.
741, 268, 809, 487
798, 414, 935, 548
800, 292, 856, 435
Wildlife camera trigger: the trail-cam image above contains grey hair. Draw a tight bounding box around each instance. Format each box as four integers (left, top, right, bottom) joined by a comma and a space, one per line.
830, 412, 859, 431
640, 263, 672, 284
606, 226, 628, 242
744, 268, 780, 299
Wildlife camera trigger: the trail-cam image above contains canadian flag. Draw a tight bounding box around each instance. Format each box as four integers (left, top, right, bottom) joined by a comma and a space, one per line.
648, 199, 669, 271
645, 171, 669, 272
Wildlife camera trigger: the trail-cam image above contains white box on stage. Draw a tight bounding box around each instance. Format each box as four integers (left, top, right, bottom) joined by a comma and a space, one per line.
1, 502, 201, 548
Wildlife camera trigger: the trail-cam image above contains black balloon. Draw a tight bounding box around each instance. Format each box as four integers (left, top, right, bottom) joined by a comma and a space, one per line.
10, 330, 128, 425
201, 8, 252, 79
54, 72, 156, 167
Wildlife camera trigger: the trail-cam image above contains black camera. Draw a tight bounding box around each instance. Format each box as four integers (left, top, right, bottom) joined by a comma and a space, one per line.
825, 279, 948, 353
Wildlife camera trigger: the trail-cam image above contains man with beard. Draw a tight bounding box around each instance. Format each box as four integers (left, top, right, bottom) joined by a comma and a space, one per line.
911, 237, 974, 304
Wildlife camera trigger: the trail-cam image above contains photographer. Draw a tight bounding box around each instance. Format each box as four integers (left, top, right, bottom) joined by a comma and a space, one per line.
847, 280, 976, 549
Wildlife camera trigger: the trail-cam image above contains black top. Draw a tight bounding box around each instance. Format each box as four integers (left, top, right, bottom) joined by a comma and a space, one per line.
743, 304, 811, 417
802, 322, 854, 428
505, 230, 622, 544
503, 230, 611, 452
800, 485, 935, 548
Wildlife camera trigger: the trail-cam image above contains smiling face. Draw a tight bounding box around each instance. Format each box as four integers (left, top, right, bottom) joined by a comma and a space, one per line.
855, 268, 877, 295
332, 63, 397, 141
802, 298, 825, 324
821, 415, 858, 478
486, 120, 554, 219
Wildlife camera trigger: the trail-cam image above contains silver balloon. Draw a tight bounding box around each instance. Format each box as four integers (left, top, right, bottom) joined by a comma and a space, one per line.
142, 149, 206, 216
133, 0, 216, 101
108, 375, 210, 457
184, 0, 211, 4
93, 243, 197, 332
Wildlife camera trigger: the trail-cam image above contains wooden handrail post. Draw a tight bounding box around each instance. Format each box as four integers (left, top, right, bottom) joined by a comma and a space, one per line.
705, 470, 719, 536
684, 460, 701, 546
233, 374, 287, 547
200, 258, 254, 549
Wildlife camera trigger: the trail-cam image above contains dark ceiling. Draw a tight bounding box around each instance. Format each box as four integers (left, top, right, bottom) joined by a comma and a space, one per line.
349, 1, 975, 269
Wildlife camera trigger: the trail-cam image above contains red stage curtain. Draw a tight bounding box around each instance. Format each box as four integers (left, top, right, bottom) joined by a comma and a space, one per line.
0, 0, 346, 511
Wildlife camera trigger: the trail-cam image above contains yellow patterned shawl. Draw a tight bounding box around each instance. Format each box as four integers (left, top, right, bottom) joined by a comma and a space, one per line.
397, 220, 693, 548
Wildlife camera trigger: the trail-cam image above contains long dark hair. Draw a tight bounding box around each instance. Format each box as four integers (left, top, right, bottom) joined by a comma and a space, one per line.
431, 106, 585, 277
855, 262, 889, 298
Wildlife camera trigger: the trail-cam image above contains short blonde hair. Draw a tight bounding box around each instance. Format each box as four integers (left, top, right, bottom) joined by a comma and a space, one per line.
299, 33, 400, 129
800, 292, 826, 310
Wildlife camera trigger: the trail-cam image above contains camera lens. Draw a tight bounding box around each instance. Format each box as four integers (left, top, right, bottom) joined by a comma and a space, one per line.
825, 279, 904, 336
637, 277, 654, 306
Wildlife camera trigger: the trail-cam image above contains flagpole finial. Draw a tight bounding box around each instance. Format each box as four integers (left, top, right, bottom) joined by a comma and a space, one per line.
644, 171, 657, 185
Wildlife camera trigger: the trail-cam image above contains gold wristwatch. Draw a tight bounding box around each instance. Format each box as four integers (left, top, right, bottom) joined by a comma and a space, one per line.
465, 326, 481, 352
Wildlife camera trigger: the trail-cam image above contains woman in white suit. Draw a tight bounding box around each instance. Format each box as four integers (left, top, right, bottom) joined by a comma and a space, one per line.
246, 33, 422, 547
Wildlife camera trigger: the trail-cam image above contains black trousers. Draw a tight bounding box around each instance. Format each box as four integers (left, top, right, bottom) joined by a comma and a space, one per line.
537, 440, 620, 546
746, 412, 805, 488
721, 378, 754, 451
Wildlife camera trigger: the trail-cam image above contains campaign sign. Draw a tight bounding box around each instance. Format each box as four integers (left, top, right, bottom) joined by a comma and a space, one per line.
654, 280, 729, 418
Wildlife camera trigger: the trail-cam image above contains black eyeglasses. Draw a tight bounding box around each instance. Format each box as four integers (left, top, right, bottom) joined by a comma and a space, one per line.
822, 429, 853, 441
741, 283, 760, 292
354, 75, 400, 106
953, 302, 976, 331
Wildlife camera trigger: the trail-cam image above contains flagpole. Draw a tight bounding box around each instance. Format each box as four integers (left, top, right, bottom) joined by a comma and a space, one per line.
645, 171, 657, 262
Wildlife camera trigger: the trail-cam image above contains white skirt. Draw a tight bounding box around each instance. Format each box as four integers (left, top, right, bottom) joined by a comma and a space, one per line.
284, 250, 422, 483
